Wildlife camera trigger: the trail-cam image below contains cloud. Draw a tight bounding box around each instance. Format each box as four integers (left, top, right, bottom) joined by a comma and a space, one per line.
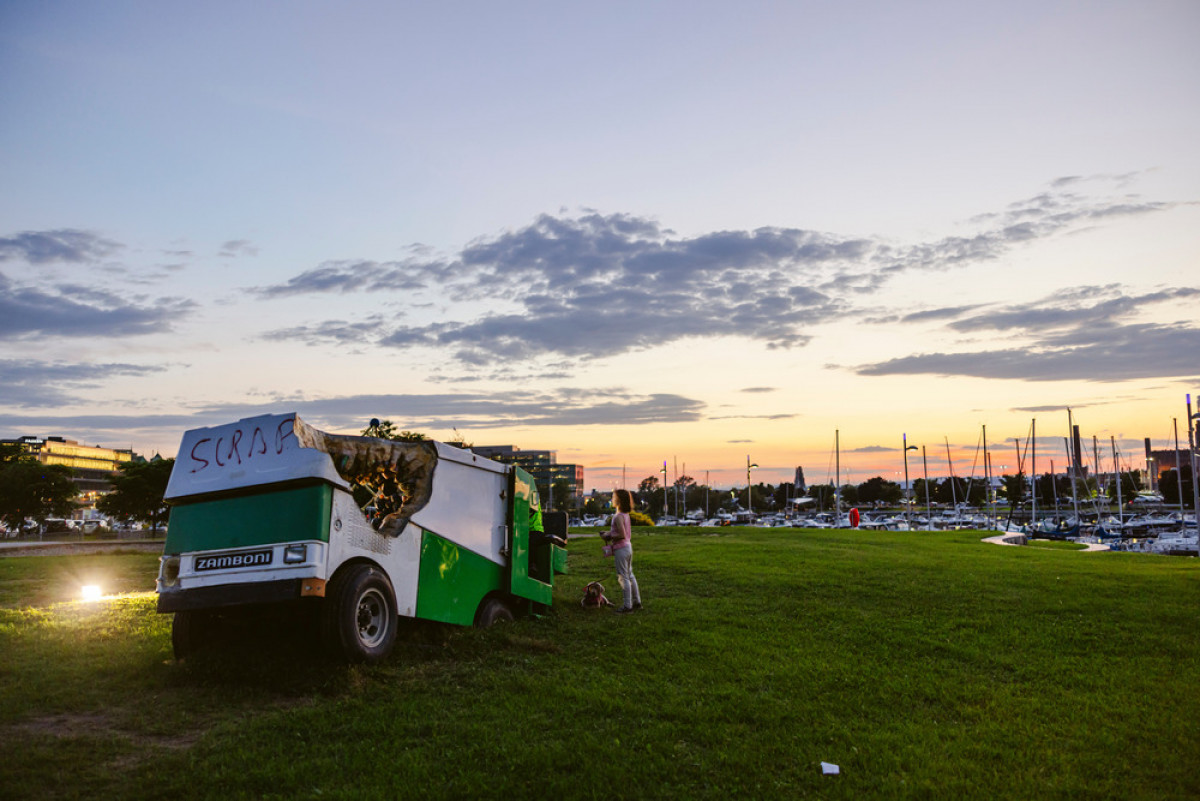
0, 359, 166, 407
946, 286, 1199, 334
0, 272, 194, 339
708, 413, 798, 421
849, 284, 1200, 383
261, 316, 389, 345
0, 229, 122, 264
253, 177, 1178, 368
219, 239, 259, 258
0, 389, 708, 450
853, 322, 1200, 382
252, 259, 441, 298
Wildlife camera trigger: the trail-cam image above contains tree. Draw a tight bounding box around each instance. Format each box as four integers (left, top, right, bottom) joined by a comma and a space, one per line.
771, 482, 795, 510
856, 476, 902, 505
911, 478, 933, 508
1112, 469, 1145, 500
0, 442, 27, 463
636, 477, 665, 518
966, 478, 989, 506
808, 483, 835, 511
932, 476, 971, 506
1158, 464, 1195, 507
361, 419, 428, 442
444, 428, 474, 450
638, 476, 660, 493
0, 458, 79, 531
999, 473, 1027, 506
97, 458, 175, 532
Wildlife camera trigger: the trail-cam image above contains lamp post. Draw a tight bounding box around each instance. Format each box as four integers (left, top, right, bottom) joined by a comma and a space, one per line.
660, 462, 668, 522
903, 434, 918, 530
746, 456, 758, 516
922, 445, 932, 531
1189, 395, 1200, 556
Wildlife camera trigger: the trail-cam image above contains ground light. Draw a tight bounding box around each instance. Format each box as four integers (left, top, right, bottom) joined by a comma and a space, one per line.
81, 585, 103, 602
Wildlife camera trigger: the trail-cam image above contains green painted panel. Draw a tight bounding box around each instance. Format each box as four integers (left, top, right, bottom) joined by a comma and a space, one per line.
416, 531, 505, 625
164, 483, 333, 554
508, 468, 553, 604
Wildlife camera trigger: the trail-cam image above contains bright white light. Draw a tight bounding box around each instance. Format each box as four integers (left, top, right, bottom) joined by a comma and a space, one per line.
81, 585, 103, 602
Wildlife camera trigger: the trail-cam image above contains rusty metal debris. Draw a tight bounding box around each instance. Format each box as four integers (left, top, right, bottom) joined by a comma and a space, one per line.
294, 417, 437, 537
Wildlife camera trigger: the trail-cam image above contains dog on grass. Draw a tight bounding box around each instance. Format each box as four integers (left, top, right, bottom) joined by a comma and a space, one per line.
581, 580, 614, 608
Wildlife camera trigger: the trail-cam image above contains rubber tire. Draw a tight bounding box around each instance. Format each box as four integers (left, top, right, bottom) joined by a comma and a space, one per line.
323, 564, 398, 663
172, 609, 214, 660
475, 597, 514, 627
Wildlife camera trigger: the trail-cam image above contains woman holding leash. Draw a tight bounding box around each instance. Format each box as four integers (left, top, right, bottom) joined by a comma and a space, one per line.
602, 488, 642, 614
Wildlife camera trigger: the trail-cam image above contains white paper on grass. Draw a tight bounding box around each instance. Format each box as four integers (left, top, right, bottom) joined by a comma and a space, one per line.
821, 762, 840, 775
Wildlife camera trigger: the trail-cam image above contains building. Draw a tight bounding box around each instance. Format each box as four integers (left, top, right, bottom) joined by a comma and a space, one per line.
2, 435, 135, 518
469, 445, 584, 511
1149, 447, 1197, 490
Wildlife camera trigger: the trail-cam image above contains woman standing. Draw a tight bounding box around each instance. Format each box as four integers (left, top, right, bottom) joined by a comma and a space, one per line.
603, 488, 642, 614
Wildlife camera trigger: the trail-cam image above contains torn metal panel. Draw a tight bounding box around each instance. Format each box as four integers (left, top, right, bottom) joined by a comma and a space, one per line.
294, 417, 438, 538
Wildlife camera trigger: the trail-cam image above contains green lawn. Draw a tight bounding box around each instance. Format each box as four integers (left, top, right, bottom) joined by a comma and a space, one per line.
0, 529, 1196, 800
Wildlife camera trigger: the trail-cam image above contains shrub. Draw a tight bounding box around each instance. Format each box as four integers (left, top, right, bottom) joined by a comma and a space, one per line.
630, 511, 654, 527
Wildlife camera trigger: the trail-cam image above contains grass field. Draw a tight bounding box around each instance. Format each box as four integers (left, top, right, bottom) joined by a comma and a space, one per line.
1, 529, 1197, 800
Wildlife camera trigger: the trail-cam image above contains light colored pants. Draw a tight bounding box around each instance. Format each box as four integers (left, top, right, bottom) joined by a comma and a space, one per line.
613, 545, 641, 609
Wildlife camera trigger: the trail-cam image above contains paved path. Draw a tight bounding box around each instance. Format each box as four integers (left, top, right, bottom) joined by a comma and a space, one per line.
981, 532, 1109, 551
0, 539, 164, 557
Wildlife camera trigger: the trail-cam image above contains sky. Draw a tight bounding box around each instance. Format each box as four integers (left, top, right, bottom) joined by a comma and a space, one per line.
2, 1, 1198, 492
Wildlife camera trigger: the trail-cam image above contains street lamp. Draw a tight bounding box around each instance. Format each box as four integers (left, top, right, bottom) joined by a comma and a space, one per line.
903, 434, 919, 530
660, 462, 668, 522
1189, 395, 1200, 556
922, 445, 932, 531
747, 456, 758, 516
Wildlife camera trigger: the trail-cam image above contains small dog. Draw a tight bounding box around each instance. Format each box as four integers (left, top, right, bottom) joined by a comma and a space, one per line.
581, 580, 614, 608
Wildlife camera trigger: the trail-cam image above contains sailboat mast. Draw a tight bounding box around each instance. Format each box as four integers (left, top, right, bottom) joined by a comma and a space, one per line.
1111, 437, 1123, 529
1188, 395, 1200, 556
1065, 439, 1082, 523
1174, 419, 1186, 527
1031, 419, 1037, 528
835, 429, 841, 519
1051, 459, 1059, 515
1067, 408, 1081, 522
944, 436, 958, 509
983, 425, 992, 528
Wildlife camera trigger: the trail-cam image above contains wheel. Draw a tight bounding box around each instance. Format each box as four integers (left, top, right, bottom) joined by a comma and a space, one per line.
475, 596, 514, 627
323, 564, 398, 663
172, 609, 215, 659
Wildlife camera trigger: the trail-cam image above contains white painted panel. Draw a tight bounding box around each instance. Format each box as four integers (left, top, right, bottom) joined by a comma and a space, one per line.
409, 446, 508, 563
327, 488, 422, 618
165, 413, 347, 500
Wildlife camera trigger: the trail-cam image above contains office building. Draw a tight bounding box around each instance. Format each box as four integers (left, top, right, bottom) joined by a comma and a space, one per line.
469, 445, 584, 510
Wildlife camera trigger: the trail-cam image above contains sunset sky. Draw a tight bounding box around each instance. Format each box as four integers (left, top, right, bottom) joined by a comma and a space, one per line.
2, 1, 1198, 492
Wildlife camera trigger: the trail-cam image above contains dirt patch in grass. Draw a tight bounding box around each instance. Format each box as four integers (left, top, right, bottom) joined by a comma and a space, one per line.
5, 711, 203, 751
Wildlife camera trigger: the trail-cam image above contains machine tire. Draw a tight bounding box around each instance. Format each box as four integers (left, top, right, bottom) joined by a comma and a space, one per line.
172, 609, 214, 660
475, 596, 514, 627
323, 564, 397, 663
